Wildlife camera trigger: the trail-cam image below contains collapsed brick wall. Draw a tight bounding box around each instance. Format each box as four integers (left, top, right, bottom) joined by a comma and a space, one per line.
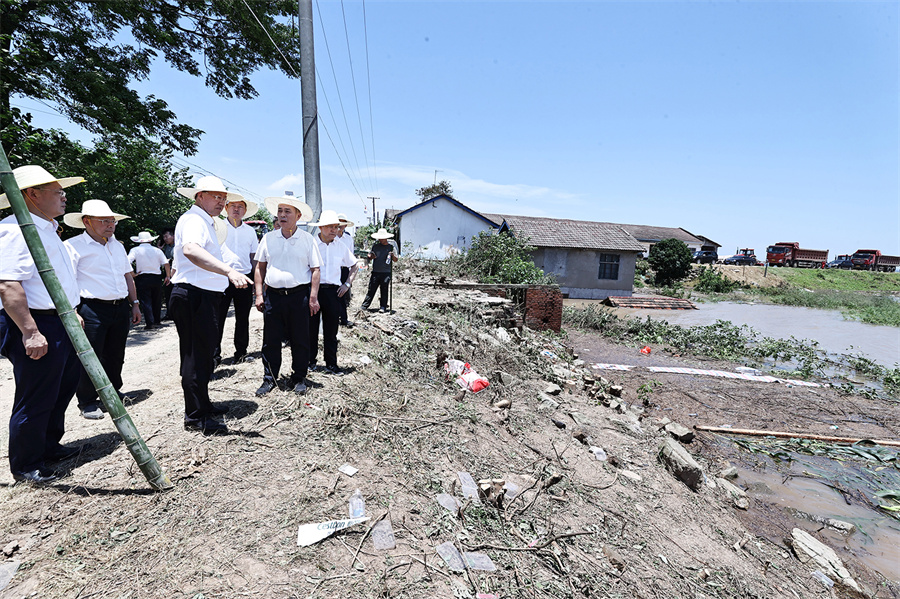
523, 286, 562, 332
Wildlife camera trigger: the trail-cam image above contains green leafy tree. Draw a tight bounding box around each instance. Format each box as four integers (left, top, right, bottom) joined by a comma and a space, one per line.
415, 180, 453, 202
1, 0, 301, 156
462, 231, 554, 285
354, 220, 397, 255
647, 238, 693, 286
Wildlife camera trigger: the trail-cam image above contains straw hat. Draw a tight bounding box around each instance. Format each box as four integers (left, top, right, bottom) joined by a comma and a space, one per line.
130, 231, 158, 243
220, 196, 259, 219
337, 213, 355, 227
213, 217, 228, 244
0, 165, 85, 209
177, 175, 244, 203
371, 227, 394, 240
310, 209, 343, 228
63, 199, 129, 229
264, 196, 313, 222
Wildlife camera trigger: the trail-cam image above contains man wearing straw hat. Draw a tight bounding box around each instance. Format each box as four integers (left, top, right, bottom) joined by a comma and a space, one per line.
214, 195, 259, 366
253, 196, 321, 396
335, 213, 355, 327
63, 200, 141, 421
308, 210, 358, 376
172, 176, 253, 435
127, 231, 171, 330
360, 228, 398, 313
0, 165, 85, 483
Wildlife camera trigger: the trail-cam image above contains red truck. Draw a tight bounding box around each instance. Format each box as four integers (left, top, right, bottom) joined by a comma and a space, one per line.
850, 250, 900, 272
765, 242, 828, 268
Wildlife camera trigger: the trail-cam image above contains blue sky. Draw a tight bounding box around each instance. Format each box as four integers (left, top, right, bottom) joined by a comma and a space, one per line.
15, 1, 899, 256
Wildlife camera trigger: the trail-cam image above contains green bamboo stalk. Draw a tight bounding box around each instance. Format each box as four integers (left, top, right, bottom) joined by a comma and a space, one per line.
0, 150, 173, 491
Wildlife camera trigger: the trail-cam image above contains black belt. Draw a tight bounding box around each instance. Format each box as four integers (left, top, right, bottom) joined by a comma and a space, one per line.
268, 284, 309, 296
83, 297, 129, 305
320, 283, 339, 289
29, 308, 58, 316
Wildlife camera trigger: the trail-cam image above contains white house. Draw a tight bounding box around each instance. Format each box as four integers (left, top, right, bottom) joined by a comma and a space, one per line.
391, 195, 501, 258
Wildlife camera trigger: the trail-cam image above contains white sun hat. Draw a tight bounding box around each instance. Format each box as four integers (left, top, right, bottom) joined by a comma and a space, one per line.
309, 209, 343, 228
336, 213, 355, 227
220, 196, 259, 219
264, 196, 313, 223
0, 165, 85, 209
130, 231, 158, 243
370, 227, 394, 240
177, 175, 244, 203
63, 199, 129, 229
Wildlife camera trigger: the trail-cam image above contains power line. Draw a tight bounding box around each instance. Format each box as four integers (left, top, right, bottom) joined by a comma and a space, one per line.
362, 0, 378, 193
340, 0, 374, 193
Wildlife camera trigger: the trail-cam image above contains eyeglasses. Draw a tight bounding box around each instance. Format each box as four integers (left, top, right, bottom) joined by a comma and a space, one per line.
36, 186, 66, 198
90, 218, 118, 225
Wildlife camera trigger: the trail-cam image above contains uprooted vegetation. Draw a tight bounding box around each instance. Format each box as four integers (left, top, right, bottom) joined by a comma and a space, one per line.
0, 273, 897, 598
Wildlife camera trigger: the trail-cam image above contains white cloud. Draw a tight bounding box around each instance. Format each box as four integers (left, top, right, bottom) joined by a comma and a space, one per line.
268, 173, 304, 192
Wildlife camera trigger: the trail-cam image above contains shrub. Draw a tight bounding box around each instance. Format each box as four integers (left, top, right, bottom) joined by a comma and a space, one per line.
459, 231, 555, 285
695, 267, 741, 293
647, 239, 693, 286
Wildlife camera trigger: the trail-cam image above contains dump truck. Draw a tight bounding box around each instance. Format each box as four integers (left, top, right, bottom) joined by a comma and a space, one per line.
766, 242, 828, 268
850, 250, 900, 272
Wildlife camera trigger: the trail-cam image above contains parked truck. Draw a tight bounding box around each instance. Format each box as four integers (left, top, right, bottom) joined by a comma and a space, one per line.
765, 242, 828, 268
850, 249, 900, 272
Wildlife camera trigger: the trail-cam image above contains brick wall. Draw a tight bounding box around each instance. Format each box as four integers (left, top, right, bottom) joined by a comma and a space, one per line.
523, 286, 562, 332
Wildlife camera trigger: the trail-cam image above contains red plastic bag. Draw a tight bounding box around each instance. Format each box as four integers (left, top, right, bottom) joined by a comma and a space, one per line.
640, 346, 652, 355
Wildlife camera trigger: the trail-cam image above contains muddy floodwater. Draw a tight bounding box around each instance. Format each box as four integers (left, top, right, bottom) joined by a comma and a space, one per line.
567, 299, 900, 367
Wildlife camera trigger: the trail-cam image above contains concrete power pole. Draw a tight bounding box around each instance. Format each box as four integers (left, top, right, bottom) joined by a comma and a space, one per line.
299, 0, 322, 222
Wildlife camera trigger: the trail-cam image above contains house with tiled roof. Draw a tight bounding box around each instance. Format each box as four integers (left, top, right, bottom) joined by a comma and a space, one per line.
390, 195, 502, 258
497, 215, 645, 299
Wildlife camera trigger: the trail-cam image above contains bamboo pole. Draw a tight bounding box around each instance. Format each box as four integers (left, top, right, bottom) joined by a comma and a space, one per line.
0, 150, 174, 491
694, 425, 900, 448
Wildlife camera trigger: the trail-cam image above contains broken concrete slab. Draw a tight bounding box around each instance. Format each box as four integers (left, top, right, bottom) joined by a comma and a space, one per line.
544, 383, 562, 396
664, 422, 695, 443
789, 528, 860, 592
658, 438, 703, 491
716, 477, 749, 510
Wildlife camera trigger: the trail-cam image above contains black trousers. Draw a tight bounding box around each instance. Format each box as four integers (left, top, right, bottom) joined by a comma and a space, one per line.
170, 283, 222, 421
76, 298, 131, 408
339, 266, 351, 324
135, 273, 163, 325
162, 280, 173, 319
361, 271, 391, 310
215, 278, 254, 359
0, 310, 80, 475
262, 285, 310, 385
309, 284, 341, 368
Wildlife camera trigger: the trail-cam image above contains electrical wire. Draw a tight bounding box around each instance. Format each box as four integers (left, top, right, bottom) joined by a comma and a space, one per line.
361, 0, 378, 193
340, 0, 374, 193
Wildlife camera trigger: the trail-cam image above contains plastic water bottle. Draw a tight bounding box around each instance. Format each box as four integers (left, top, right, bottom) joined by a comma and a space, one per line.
348, 489, 365, 518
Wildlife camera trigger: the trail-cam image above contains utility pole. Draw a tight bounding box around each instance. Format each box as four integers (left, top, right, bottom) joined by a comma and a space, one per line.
299, 0, 322, 222
368, 196, 379, 226
434, 169, 441, 185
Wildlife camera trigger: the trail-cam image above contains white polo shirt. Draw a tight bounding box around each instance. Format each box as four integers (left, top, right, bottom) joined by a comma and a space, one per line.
65, 232, 131, 300
314, 234, 357, 286
221, 221, 259, 275
128, 243, 169, 276
172, 204, 228, 292
256, 229, 322, 289
0, 213, 80, 310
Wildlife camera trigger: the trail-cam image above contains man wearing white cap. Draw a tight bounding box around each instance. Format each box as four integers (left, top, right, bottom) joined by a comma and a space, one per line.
64, 200, 141, 420
172, 176, 253, 435
335, 214, 355, 327
214, 196, 259, 365
308, 210, 358, 375
0, 165, 85, 483
253, 196, 321, 395
360, 228, 398, 313
127, 231, 171, 329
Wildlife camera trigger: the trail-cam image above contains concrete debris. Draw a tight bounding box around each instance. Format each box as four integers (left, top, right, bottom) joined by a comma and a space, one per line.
619, 469, 643, 483
544, 383, 562, 396
493, 398, 511, 409
496, 371, 516, 386
609, 385, 624, 397
664, 422, 695, 444
658, 438, 704, 491
716, 477, 749, 510
602, 545, 626, 571
789, 528, 860, 592
718, 466, 739, 480
538, 396, 560, 411
2, 540, 18, 557
571, 428, 588, 444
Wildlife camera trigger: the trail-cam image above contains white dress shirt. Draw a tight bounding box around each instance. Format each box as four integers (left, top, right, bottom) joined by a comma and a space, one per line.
0, 213, 80, 310
337, 230, 354, 254
221, 221, 259, 275
65, 232, 131, 300
314, 235, 357, 285
172, 205, 228, 292
128, 243, 169, 275
256, 229, 322, 289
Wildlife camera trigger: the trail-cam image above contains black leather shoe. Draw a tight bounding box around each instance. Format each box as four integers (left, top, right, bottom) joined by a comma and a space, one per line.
323, 365, 345, 376
293, 381, 308, 395
45, 444, 83, 462
308, 362, 321, 372
232, 352, 247, 363
256, 379, 276, 396
13, 468, 59, 484
183, 418, 228, 435
210, 403, 230, 415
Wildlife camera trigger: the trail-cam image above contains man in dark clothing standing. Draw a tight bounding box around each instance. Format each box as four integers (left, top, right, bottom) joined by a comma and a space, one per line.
360, 228, 397, 313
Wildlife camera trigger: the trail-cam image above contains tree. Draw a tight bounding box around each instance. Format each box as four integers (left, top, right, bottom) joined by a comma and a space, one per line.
647, 238, 694, 286
415, 180, 453, 202
1, 0, 302, 156
461, 231, 554, 285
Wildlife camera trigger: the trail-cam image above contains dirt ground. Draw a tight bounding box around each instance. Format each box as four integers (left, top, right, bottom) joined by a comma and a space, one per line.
0, 269, 897, 598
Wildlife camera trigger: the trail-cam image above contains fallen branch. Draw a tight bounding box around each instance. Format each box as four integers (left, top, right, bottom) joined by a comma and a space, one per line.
350, 410, 452, 428
694, 425, 900, 447
463, 530, 593, 552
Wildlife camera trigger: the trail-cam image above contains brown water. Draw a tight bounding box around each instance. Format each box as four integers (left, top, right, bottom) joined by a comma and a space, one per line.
567, 300, 900, 367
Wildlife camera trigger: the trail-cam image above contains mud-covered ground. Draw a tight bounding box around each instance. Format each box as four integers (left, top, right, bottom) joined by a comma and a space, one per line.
0, 270, 897, 598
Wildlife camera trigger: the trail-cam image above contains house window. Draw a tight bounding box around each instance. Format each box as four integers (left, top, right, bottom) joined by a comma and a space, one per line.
598, 254, 620, 280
